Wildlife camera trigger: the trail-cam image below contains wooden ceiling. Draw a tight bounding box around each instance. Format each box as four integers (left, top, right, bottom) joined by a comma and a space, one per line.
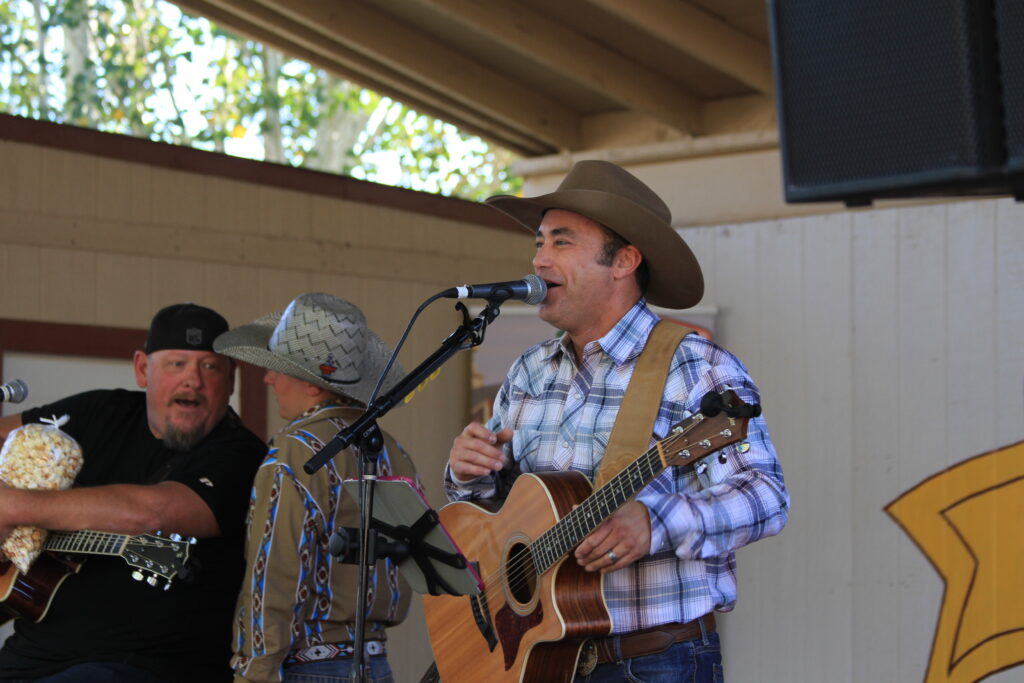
171, 0, 778, 157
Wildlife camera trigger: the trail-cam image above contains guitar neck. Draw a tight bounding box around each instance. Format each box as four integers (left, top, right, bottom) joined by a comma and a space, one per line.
529, 398, 750, 575
44, 530, 129, 557
531, 446, 664, 574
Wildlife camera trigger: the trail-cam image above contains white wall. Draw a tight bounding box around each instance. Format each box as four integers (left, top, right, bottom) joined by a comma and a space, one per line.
675, 198, 1024, 682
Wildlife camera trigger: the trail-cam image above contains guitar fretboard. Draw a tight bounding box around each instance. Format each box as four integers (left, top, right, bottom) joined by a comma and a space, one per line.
530, 414, 703, 574
45, 530, 129, 556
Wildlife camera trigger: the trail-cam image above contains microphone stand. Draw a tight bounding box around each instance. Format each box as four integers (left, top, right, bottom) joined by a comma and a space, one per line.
304, 297, 506, 683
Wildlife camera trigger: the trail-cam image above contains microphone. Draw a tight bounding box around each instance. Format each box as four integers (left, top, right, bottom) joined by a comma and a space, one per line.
440, 275, 547, 305
0, 379, 28, 404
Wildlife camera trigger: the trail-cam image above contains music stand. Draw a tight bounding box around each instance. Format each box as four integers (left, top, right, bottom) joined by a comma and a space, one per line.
306, 299, 507, 683
339, 477, 482, 597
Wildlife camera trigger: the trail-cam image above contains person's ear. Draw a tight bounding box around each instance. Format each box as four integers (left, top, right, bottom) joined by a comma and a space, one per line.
306, 382, 330, 399
133, 351, 149, 389
613, 244, 643, 280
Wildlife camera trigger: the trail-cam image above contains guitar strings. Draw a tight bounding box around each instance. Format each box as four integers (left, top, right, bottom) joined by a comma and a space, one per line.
472, 423, 700, 604
484, 402, 742, 601
479, 435, 678, 602
49, 530, 123, 553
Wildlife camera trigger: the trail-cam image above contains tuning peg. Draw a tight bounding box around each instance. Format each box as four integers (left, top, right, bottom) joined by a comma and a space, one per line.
163, 579, 173, 591
188, 537, 197, 544
154, 530, 163, 536
699, 392, 725, 417
169, 533, 182, 542
146, 574, 159, 587
132, 570, 144, 581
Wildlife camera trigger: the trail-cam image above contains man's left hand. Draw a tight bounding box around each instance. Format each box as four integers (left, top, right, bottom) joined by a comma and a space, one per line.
574, 501, 651, 573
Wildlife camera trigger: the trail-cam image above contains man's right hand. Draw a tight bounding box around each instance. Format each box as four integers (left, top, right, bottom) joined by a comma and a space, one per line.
448, 423, 512, 481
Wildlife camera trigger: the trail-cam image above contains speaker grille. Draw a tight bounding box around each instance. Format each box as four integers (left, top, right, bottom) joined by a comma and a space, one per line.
769, 0, 1003, 202
996, 0, 1024, 171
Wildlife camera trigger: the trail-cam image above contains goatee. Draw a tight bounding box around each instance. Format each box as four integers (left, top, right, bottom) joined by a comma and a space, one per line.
162, 421, 206, 452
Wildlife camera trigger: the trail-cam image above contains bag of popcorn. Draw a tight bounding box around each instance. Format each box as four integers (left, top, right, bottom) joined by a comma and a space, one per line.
0, 415, 83, 572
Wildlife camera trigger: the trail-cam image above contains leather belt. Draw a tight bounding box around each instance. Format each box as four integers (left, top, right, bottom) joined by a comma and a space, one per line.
593, 613, 715, 664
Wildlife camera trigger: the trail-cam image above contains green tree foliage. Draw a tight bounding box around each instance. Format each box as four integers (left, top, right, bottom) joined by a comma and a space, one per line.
0, 0, 522, 200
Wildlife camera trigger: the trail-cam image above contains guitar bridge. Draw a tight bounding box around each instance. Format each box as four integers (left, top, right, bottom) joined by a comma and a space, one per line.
468, 562, 498, 652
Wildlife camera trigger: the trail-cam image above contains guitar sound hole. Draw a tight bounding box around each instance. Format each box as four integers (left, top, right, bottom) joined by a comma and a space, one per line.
504, 542, 537, 605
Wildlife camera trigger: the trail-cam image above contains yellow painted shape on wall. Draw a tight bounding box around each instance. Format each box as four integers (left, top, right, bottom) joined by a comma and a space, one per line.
886, 440, 1024, 683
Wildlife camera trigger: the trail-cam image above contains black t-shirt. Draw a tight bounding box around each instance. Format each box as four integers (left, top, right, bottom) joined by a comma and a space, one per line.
0, 389, 265, 682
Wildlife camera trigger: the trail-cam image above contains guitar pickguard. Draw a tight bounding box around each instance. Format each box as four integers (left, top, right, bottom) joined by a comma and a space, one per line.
495, 601, 544, 670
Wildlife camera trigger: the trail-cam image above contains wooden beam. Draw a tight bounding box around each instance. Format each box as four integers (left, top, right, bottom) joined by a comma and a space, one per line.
591, 0, 775, 95
703, 94, 776, 135
173, 0, 560, 155
185, 0, 582, 150
416, 0, 703, 135
577, 94, 776, 148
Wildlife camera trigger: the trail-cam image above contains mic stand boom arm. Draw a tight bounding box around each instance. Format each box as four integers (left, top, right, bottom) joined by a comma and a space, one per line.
303, 298, 501, 475
302, 298, 503, 683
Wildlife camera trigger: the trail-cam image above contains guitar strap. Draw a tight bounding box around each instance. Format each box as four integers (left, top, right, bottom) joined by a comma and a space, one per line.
593, 321, 694, 488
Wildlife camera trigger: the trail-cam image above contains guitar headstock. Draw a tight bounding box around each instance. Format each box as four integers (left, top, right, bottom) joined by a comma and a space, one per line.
121, 532, 195, 590
659, 390, 759, 470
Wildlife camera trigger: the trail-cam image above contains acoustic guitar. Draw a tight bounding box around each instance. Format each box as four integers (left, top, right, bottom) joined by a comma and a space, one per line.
0, 529, 194, 623
422, 390, 757, 683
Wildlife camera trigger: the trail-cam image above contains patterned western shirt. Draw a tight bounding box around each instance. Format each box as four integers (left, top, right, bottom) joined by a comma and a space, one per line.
445, 300, 789, 633
232, 404, 418, 682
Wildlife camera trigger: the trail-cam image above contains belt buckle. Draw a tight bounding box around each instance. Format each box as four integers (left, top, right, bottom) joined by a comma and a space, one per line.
576, 641, 598, 677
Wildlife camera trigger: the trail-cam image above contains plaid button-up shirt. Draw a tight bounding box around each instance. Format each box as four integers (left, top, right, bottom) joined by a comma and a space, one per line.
445, 300, 789, 633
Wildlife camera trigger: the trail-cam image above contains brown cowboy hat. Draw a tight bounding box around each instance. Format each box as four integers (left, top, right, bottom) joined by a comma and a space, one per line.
485, 160, 703, 309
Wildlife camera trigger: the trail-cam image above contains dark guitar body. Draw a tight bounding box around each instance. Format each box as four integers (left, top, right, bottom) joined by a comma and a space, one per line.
0, 553, 81, 624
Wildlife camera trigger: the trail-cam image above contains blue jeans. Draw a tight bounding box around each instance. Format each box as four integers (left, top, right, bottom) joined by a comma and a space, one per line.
282, 656, 394, 683
575, 631, 724, 683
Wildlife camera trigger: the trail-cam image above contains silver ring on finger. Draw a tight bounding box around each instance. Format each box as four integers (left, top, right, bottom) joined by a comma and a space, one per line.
607, 550, 619, 563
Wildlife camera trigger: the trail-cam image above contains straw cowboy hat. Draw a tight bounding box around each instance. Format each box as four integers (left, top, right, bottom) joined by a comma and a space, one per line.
485, 160, 704, 309
213, 293, 403, 406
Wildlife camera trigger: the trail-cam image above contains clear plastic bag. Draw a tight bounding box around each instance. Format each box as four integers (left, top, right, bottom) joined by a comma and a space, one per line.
0, 416, 83, 572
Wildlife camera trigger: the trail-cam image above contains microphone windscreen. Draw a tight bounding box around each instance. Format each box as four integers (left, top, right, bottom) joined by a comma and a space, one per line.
522, 274, 547, 306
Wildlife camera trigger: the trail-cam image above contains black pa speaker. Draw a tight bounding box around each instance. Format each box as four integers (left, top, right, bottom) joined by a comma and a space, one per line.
768, 0, 1023, 205
996, 1, 1024, 173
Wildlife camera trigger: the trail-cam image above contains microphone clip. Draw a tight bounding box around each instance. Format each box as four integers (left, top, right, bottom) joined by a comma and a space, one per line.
453, 299, 503, 351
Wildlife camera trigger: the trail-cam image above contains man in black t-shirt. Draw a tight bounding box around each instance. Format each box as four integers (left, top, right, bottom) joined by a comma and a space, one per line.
0, 304, 266, 682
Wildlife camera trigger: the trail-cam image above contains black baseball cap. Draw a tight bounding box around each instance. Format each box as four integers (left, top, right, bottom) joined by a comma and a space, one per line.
144, 303, 229, 354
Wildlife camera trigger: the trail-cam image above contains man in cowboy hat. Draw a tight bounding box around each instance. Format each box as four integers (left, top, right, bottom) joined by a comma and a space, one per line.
0, 303, 266, 682
446, 160, 790, 682
215, 292, 418, 683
